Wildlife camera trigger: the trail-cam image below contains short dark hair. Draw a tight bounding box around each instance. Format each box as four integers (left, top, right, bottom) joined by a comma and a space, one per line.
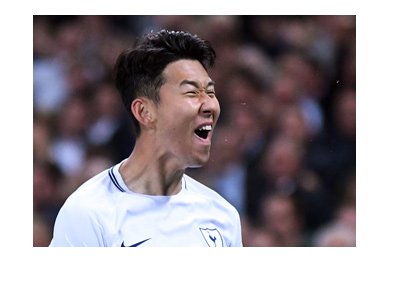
113, 29, 216, 136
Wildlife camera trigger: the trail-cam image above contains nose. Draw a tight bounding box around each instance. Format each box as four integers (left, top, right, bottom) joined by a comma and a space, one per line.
199, 93, 220, 120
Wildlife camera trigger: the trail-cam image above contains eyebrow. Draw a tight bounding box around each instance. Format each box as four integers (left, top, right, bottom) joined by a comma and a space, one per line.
179, 80, 215, 89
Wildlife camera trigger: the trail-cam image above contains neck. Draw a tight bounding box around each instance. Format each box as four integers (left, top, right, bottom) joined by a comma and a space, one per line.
119, 137, 185, 196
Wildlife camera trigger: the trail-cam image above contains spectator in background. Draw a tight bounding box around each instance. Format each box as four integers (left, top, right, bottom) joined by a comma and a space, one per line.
33, 212, 53, 247
276, 104, 312, 145
312, 220, 355, 247
211, 124, 247, 215
276, 50, 326, 136
247, 226, 282, 247
271, 70, 323, 138
222, 66, 273, 155
33, 160, 65, 227
306, 88, 356, 207
246, 134, 333, 233
312, 201, 356, 247
33, 115, 54, 164
50, 96, 90, 176
87, 80, 135, 163
260, 192, 306, 246
312, 166, 356, 247
33, 18, 69, 115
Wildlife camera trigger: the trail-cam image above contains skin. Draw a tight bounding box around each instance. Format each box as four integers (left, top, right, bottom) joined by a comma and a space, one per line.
119, 59, 220, 196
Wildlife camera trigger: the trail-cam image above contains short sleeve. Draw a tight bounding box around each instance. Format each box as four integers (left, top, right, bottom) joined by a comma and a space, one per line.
230, 210, 243, 247
228, 209, 243, 247
49, 200, 105, 247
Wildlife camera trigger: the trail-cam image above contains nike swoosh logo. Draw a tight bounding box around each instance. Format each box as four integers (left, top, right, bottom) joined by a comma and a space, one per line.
121, 238, 151, 247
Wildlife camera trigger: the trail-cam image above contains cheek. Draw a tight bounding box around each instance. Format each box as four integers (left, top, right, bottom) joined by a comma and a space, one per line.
158, 108, 193, 138
214, 98, 221, 119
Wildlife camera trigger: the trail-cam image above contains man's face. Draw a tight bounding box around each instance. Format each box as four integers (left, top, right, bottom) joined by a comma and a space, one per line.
154, 59, 220, 168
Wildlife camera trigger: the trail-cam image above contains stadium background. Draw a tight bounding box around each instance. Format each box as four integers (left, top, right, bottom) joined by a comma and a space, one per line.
33, 15, 356, 247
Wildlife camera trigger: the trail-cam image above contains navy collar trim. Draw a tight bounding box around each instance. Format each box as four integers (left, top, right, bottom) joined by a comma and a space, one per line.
108, 166, 125, 192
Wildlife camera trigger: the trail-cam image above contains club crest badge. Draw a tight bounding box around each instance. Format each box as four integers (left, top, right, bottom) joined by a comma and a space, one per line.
199, 227, 224, 247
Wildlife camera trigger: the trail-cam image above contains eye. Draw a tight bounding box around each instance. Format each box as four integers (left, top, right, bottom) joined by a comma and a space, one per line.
185, 91, 198, 97
207, 90, 216, 97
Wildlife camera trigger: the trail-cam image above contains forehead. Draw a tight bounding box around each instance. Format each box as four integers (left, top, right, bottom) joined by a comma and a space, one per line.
162, 59, 212, 86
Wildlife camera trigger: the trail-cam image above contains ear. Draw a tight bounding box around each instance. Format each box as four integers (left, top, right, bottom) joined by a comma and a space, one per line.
131, 98, 157, 130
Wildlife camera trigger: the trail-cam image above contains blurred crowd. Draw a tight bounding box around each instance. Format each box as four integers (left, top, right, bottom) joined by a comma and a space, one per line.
33, 15, 356, 247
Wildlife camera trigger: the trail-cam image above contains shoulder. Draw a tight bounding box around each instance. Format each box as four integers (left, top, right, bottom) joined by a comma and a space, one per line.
50, 168, 119, 246
183, 174, 223, 200
183, 174, 239, 216
61, 168, 118, 216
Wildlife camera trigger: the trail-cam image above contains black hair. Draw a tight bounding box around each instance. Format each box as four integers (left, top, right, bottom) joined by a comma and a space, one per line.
113, 29, 216, 136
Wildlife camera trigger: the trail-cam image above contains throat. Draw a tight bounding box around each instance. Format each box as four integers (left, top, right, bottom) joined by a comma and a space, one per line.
120, 150, 185, 196
155, 153, 185, 195
143, 169, 183, 196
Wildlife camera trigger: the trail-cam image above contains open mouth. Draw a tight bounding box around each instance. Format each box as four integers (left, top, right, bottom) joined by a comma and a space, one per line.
194, 124, 212, 140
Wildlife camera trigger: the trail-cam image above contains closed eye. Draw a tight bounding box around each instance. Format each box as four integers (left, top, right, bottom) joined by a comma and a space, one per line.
207, 91, 216, 97
185, 91, 197, 96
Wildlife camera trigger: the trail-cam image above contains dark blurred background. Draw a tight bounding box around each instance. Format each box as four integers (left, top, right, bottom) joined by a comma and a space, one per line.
33, 15, 355, 247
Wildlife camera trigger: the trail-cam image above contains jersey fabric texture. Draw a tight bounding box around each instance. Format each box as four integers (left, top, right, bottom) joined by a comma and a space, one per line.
49, 161, 243, 247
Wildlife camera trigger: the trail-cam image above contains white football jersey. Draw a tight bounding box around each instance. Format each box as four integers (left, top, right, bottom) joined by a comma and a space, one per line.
49, 161, 242, 247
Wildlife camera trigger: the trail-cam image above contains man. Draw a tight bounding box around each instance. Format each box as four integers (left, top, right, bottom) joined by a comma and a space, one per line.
49, 30, 243, 247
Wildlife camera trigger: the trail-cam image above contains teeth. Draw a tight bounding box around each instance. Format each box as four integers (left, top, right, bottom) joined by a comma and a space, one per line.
198, 125, 212, 131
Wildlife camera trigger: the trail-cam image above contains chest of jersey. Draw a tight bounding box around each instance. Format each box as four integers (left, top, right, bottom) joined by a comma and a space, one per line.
108, 191, 231, 247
